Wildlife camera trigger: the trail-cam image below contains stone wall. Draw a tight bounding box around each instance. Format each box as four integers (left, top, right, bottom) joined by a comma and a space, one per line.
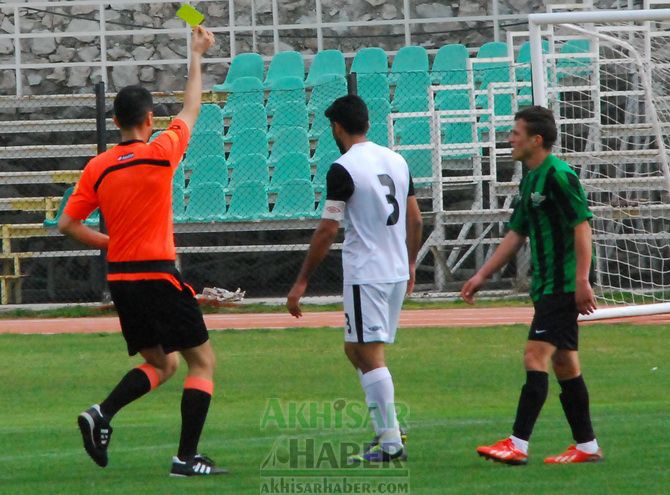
0, 0, 610, 96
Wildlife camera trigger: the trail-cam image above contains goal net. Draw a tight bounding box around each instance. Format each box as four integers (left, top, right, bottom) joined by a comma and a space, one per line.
529, 9, 670, 317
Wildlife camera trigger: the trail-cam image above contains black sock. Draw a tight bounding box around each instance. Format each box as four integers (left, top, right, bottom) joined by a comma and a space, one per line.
177, 388, 212, 460
512, 370, 549, 441
99, 368, 153, 419
559, 375, 595, 444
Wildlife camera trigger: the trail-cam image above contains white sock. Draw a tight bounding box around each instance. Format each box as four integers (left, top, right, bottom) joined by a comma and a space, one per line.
361, 367, 402, 454
510, 435, 529, 454
576, 439, 599, 454
357, 369, 378, 433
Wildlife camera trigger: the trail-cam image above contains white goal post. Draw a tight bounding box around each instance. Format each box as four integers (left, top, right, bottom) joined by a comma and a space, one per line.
528, 8, 670, 321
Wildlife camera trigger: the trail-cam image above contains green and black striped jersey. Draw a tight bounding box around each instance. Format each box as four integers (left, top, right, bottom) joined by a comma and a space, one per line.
508, 154, 593, 301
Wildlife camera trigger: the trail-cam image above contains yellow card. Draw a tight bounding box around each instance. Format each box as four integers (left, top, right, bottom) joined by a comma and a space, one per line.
176, 4, 205, 27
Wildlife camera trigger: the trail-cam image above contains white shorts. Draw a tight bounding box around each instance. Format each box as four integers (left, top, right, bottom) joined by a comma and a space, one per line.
342, 281, 407, 344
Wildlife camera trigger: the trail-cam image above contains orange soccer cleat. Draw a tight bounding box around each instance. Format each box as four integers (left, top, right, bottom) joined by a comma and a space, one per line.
544, 445, 603, 464
476, 438, 528, 466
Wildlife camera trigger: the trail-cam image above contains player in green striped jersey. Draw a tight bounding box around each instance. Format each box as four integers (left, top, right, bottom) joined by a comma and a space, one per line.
461, 106, 603, 465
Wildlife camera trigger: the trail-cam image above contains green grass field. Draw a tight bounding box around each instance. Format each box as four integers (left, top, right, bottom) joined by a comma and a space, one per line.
0, 324, 667, 494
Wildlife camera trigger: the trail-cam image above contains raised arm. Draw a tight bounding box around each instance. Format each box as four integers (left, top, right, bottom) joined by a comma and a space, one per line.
460, 230, 527, 304
175, 26, 215, 131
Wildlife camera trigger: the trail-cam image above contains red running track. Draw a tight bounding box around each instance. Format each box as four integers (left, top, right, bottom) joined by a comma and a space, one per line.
0, 307, 668, 335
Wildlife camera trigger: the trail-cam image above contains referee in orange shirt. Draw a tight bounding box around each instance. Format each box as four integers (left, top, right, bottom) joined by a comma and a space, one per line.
59, 26, 225, 477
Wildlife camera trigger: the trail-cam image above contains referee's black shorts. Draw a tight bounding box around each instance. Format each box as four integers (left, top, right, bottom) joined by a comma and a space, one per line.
109, 275, 209, 356
528, 292, 579, 351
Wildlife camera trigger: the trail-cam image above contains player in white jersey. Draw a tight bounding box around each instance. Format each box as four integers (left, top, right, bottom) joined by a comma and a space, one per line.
287, 95, 423, 462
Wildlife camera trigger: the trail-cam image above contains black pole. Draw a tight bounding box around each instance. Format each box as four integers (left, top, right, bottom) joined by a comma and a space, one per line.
347, 72, 358, 96
94, 82, 110, 302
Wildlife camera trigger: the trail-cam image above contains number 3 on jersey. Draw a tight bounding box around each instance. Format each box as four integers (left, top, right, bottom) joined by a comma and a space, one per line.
378, 174, 399, 226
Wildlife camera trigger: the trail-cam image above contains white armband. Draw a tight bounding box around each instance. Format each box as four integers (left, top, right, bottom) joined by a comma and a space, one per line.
321, 200, 346, 221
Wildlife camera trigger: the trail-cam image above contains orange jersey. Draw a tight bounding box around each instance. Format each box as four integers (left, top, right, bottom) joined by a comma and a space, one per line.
64, 119, 190, 284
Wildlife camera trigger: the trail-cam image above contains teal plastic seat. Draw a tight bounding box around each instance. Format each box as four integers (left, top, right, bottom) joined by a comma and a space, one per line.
305, 50, 346, 87
44, 186, 98, 227
474, 41, 509, 84
188, 155, 229, 190
84, 208, 100, 226
368, 123, 389, 147
220, 76, 265, 118
223, 103, 267, 142
351, 47, 388, 75
266, 76, 306, 115
435, 90, 476, 157
358, 73, 390, 103
193, 104, 224, 134
400, 149, 433, 179
227, 129, 269, 167
392, 72, 431, 112
270, 179, 316, 219
307, 74, 347, 113
271, 152, 312, 189
182, 132, 225, 171
557, 39, 592, 80
265, 51, 305, 88
517, 40, 549, 106
312, 151, 341, 187
269, 127, 310, 165
431, 44, 469, 84
389, 46, 429, 83
311, 130, 340, 164
227, 153, 269, 191
173, 184, 186, 222
185, 182, 227, 221
149, 131, 161, 142
396, 120, 431, 145
268, 102, 309, 140
173, 163, 185, 189
367, 98, 391, 124
224, 180, 268, 221
308, 108, 331, 139
218, 53, 264, 92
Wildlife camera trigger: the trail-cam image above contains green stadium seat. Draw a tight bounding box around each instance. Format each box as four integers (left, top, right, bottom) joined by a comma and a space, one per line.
187, 155, 229, 190
368, 122, 389, 147
223, 103, 267, 142
307, 74, 347, 113
308, 108, 331, 139
217, 53, 264, 92
173, 184, 186, 222
392, 72, 431, 112
358, 73, 390, 103
224, 180, 269, 221
431, 44, 469, 84
474, 41, 509, 84
351, 47, 388, 75
266, 76, 306, 115
311, 129, 340, 164
517, 40, 549, 106
305, 50, 346, 87
312, 151, 341, 187
270, 179, 317, 219
389, 46, 429, 83
264, 51, 305, 88
557, 39, 592, 80
268, 127, 310, 165
435, 90, 476, 158
220, 76, 265, 118
45, 186, 99, 228
149, 131, 161, 142
396, 120, 431, 145
268, 102, 309, 140
400, 149, 433, 180
185, 182, 227, 222
271, 152, 312, 189
227, 129, 269, 167
173, 163, 185, 189
193, 104, 224, 135
182, 132, 225, 171
227, 153, 269, 191
367, 98, 391, 124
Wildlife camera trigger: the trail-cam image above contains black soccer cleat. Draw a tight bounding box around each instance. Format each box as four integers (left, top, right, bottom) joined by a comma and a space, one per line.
170, 454, 229, 477
77, 404, 113, 468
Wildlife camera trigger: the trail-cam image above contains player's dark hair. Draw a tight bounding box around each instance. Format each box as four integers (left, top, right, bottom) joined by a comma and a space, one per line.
113, 85, 153, 129
514, 106, 557, 150
324, 95, 369, 135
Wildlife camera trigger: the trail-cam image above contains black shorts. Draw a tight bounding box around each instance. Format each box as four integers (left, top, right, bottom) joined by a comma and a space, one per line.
109, 276, 209, 356
528, 293, 579, 350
